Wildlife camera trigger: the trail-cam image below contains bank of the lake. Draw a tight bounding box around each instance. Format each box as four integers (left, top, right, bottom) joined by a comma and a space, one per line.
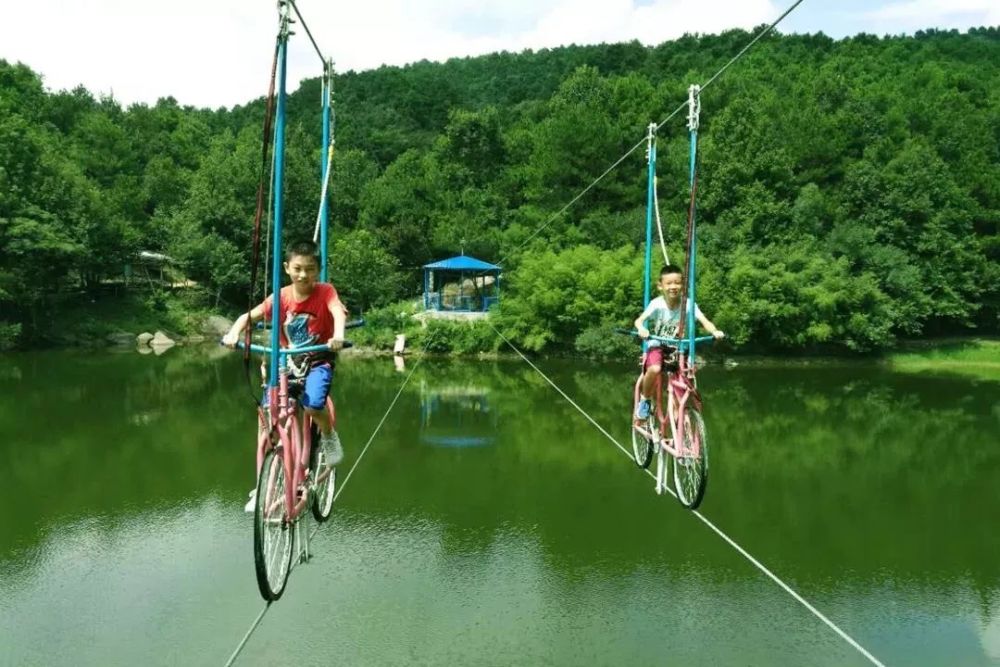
887, 338, 1000, 380
13, 293, 1000, 382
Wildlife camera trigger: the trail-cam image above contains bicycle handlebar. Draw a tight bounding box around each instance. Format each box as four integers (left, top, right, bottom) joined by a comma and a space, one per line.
222, 318, 365, 355
617, 329, 716, 347
234, 341, 354, 355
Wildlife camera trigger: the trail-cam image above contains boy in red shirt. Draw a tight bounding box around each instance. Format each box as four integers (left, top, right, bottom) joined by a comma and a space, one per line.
223, 240, 348, 473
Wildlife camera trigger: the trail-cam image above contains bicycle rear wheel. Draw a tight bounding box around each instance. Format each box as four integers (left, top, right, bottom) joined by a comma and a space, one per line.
254, 447, 293, 601
310, 425, 337, 522
672, 405, 708, 509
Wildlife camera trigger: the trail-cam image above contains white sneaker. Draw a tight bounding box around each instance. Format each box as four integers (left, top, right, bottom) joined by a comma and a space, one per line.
244, 488, 257, 513
320, 431, 343, 466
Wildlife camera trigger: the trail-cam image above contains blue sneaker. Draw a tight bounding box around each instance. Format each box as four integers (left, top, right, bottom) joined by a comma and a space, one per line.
635, 398, 651, 420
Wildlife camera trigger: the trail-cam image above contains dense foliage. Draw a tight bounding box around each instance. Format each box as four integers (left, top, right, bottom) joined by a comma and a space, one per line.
1, 27, 997, 353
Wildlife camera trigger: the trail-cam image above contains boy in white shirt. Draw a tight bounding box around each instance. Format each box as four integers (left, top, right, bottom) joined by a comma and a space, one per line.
634, 264, 724, 419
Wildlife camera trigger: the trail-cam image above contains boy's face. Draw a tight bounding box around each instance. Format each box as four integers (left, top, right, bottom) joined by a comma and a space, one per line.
284, 254, 319, 291
657, 272, 683, 301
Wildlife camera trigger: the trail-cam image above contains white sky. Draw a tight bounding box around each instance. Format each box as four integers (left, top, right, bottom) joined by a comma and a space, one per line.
0, 0, 997, 110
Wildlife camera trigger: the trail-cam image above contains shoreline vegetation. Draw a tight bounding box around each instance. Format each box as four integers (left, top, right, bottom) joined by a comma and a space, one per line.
17, 293, 998, 380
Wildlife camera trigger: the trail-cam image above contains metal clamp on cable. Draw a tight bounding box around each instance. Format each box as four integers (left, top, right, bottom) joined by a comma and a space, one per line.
687, 84, 701, 132
277, 0, 291, 39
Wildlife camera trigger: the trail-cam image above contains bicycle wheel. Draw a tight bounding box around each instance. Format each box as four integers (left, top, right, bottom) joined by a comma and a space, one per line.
631, 415, 655, 469
672, 405, 708, 509
310, 425, 337, 522
631, 381, 654, 469
254, 447, 293, 601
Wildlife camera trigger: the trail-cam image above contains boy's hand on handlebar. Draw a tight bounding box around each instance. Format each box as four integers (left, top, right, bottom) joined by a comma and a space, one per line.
637, 326, 650, 340
222, 331, 239, 348
327, 337, 345, 351
712, 330, 725, 340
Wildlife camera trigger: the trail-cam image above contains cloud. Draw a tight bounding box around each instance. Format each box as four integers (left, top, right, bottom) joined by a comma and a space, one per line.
324, 0, 778, 66
863, 0, 1000, 31
1, 0, 993, 109
0, 0, 784, 108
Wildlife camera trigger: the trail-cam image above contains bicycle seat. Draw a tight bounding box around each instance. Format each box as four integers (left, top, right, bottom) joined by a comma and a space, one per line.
287, 378, 305, 401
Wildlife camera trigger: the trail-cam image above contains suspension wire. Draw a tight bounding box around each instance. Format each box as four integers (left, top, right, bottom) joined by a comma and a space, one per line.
494, 135, 647, 267
485, 321, 886, 667
224, 605, 270, 667
701, 0, 806, 93
331, 346, 427, 505
312, 141, 335, 243
653, 175, 669, 266
655, 100, 689, 133
288, 0, 327, 65
483, 0, 807, 270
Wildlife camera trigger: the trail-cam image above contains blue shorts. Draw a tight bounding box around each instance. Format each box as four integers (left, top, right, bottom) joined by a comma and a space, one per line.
300, 363, 333, 410
260, 362, 333, 410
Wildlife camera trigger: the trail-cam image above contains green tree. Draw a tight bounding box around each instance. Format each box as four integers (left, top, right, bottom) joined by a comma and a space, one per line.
329, 229, 402, 311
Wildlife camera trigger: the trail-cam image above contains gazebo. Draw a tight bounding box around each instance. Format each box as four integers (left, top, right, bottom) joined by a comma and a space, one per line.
422, 254, 501, 312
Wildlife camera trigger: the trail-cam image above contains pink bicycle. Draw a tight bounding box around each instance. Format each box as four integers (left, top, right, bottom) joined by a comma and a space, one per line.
631, 334, 714, 509
235, 339, 349, 601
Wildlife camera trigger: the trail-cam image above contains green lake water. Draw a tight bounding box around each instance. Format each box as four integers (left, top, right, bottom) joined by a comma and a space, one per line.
0, 348, 998, 666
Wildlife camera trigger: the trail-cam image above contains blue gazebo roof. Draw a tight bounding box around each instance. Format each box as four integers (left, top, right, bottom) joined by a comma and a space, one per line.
422, 255, 500, 271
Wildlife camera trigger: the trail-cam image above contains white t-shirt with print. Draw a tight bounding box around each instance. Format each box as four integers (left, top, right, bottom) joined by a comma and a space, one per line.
638, 296, 702, 347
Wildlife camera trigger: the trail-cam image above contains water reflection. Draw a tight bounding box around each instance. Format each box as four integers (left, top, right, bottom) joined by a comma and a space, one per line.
419, 378, 495, 447
983, 595, 1000, 660
0, 353, 998, 665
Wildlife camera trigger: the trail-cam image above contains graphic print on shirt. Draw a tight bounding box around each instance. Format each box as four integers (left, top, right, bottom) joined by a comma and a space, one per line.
283, 311, 317, 348
649, 307, 678, 338
644, 297, 702, 347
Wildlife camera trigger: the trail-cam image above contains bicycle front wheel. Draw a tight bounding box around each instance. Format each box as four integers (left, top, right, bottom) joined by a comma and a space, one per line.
631, 380, 654, 469
672, 405, 708, 509
310, 426, 337, 523
254, 447, 293, 601
631, 415, 655, 469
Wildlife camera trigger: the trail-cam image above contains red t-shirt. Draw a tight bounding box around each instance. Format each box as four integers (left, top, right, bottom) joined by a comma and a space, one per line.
261, 283, 341, 350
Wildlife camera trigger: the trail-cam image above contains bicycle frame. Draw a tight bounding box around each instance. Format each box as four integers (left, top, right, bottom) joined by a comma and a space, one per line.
651, 353, 702, 450
257, 364, 337, 526
630, 333, 713, 496
633, 354, 699, 453
240, 341, 342, 522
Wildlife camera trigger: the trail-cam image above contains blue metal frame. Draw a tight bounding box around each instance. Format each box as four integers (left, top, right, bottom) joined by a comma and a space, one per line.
686, 125, 699, 360
643, 125, 656, 310
269, 3, 291, 389
641, 124, 657, 353
319, 62, 332, 282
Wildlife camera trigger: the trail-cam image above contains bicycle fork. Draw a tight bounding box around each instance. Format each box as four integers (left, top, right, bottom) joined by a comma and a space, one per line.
297, 515, 310, 564
655, 442, 668, 496
655, 383, 687, 496
654, 414, 672, 497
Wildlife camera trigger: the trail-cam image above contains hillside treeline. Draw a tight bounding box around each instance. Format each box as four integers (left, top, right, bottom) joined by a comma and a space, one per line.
1, 26, 997, 352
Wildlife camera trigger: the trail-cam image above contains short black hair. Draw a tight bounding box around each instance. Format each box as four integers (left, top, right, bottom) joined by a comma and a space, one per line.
285, 240, 319, 263
659, 264, 683, 278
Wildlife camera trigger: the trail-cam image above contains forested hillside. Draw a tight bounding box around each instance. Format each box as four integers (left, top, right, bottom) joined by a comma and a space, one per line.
1, 26, 997, 352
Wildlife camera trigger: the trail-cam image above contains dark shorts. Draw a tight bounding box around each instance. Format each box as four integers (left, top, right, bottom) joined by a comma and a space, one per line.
643, 346, 677, 372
